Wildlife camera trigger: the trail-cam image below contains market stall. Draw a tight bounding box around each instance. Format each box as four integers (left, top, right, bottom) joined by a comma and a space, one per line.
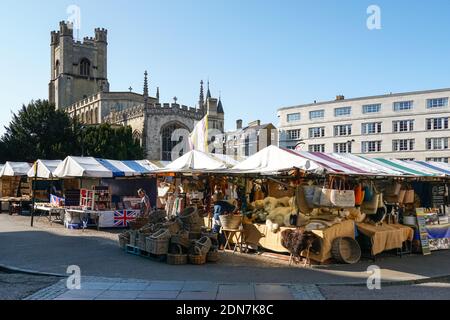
0, 161, 33, 214
51, 156, 159, 229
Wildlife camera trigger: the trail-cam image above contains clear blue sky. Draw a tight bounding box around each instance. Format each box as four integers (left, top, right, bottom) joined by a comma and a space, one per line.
1, 0, 450, 134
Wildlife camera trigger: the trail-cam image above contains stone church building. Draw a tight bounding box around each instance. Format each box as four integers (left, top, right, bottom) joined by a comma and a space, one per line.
49, 21, 224, 160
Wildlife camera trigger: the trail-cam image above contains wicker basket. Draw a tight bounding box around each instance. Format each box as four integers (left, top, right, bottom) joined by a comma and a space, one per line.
118, 234, 129, 249
129, 230, 138, 247
194, 236, 212, 255
189, 231, 202, 240
164, 220, 181, 235
129, 217, 149, 230
207, 250, 220, 262
171, 234, 191, 248
151, 228, 171, 240
188, 253, 207, 265
138, 232, 152, 251
179, 207, 199, 225
331, 237, 361, 264
167, 245, 187, 265
219, 214, 242, 229
146, 237, 170, 255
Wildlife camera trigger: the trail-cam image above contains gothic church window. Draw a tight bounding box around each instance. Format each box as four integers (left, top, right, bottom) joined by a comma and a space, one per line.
161, 122, 188, 161
80, 58, 91, 77
55, 60, 60, 78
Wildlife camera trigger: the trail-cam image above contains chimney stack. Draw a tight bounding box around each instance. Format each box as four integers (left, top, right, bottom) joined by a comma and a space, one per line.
236, 119, 243, 130
336, 95, 345, 101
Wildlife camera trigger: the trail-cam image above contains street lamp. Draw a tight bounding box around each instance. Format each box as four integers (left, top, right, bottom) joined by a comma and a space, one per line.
347, 139, 355, 153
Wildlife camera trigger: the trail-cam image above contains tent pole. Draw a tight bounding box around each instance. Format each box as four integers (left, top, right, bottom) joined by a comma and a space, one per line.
30, 161, 38, 227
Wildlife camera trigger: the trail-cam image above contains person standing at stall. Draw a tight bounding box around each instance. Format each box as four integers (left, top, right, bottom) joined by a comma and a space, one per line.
138, 188, 151, 218
211, 188, 236, 250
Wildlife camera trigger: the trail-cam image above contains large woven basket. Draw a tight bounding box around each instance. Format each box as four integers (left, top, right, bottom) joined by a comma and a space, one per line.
201, 232, 218, 241
194, 236, 212, 256
189, 231, 202, 240
219, 214, 242, 229
146, 237, 170, 255
138, 232, 152, 251
163, 220, 181, 235
167, 245, 187, 265
331, 237, 361, 264
179, 207, 199, 225
188, 253, 207, 265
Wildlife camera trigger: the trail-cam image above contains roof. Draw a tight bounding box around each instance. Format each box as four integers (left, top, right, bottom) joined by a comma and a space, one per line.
277, 87, 450, 111
217, 98, 224, 114
0, 162, 33, 177
27, 160, 62, 179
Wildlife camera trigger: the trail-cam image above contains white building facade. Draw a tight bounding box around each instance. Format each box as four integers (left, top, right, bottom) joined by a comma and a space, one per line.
277, 88, 450, 162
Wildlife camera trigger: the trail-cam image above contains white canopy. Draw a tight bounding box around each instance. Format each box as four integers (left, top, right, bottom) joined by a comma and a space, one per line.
159, 150, 228, 172
232, 145, 321, 174
27, 160, 62, 179
54, 156, 113, 178
210, 153, 243, 166
0, 162, 32, 177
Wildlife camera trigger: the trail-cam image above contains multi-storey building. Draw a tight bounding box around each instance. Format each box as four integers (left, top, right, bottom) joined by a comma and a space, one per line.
277, 89, 450, 162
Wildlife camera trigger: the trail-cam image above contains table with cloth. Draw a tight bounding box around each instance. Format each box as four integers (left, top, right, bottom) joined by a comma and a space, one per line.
243, 220, 356, 263
356, 222, 414, 256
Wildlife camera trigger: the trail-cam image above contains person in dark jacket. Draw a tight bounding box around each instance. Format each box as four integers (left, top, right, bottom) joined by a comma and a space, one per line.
211, 190, 236, 249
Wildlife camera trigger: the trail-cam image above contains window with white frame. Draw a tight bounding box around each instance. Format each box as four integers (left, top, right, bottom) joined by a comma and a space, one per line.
362, 122, 382, 134
309, 110, 324, 120
334, 142, 352, 153
427, 98, 448, 109
426, 157, 449, 163
334, 106, 351, 117
334, 124, 352, 136
362, 104, 381, 114
426, 137, 449, 150
426, 117, 449, 130
287, 113, 300, 122
287, 129, 301, 140
361, 141, 381, 153
308, 144, 325, 152
393, 119, 414, 132
392, 139, 415, 151
393, 101, 413, 111
308, 127, 325, 138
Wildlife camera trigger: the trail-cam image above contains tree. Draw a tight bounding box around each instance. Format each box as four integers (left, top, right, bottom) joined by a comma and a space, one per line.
81, 123, 144, 160
1, 100, 78, 162
0, 100, 145, 162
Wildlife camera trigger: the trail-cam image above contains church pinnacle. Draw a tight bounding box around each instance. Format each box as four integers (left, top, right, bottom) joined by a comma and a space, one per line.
199, 80, 205, 111
143, 70, 149, 104
206, 80, 211, 99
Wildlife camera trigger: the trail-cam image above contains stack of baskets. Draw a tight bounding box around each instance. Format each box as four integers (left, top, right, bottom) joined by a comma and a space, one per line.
129, 217, 149, 230
146, 228, 171, 255
179, 207, 204, 239
187, 236, 212, 265
207, 248, 220, 263
138, 225, 154, 251
129, 230, 139, 247
219, 214, 242, 230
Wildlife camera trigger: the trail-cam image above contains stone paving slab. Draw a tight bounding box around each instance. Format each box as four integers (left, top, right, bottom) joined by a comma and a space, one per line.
24, 276, 326, 300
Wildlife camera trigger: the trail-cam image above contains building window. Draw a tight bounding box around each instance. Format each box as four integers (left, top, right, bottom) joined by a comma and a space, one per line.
286, 146, 296, 150
392, 139, 415, 151
309, 110, 324, 120
334, 142, 352, 153
308, 144, 325, 152
426, 138, 449, 150
362, 104, 381, 114
161, 122, 188, 161
54, 60, 60, 78
334, 124, 352, 136
427, 98, 448, 109
392, 120, 414, 132
308, 127, 325, 138
362, 141, 381, 153
426, 117, 449, 130
362, 122, 382, 134
393, 101, 413, 111
287, 113, 300, 122
426, 157, 449, 163
334, 106, 351, 117
287, 129, 301, 140
80, 58, 91, 77
397, 158, 415, 161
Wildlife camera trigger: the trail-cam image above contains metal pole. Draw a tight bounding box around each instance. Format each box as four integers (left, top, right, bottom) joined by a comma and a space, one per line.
30, 161, 38, 227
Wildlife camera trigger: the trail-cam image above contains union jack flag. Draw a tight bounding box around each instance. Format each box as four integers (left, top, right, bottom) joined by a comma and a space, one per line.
113, 210, 138, 227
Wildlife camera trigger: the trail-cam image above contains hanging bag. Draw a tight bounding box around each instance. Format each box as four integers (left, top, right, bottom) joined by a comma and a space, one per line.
303, 185, 316, 209
363, 182, 374, 202
319, 178, 333, 207
403, 184, 415, 204
295, 185, 313, 214
361, 182, 381, 214
330, 178, 356, 208
354, 183, 364, 206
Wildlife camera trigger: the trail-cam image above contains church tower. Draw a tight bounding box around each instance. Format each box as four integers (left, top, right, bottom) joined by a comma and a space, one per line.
49, 21, 110, 109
